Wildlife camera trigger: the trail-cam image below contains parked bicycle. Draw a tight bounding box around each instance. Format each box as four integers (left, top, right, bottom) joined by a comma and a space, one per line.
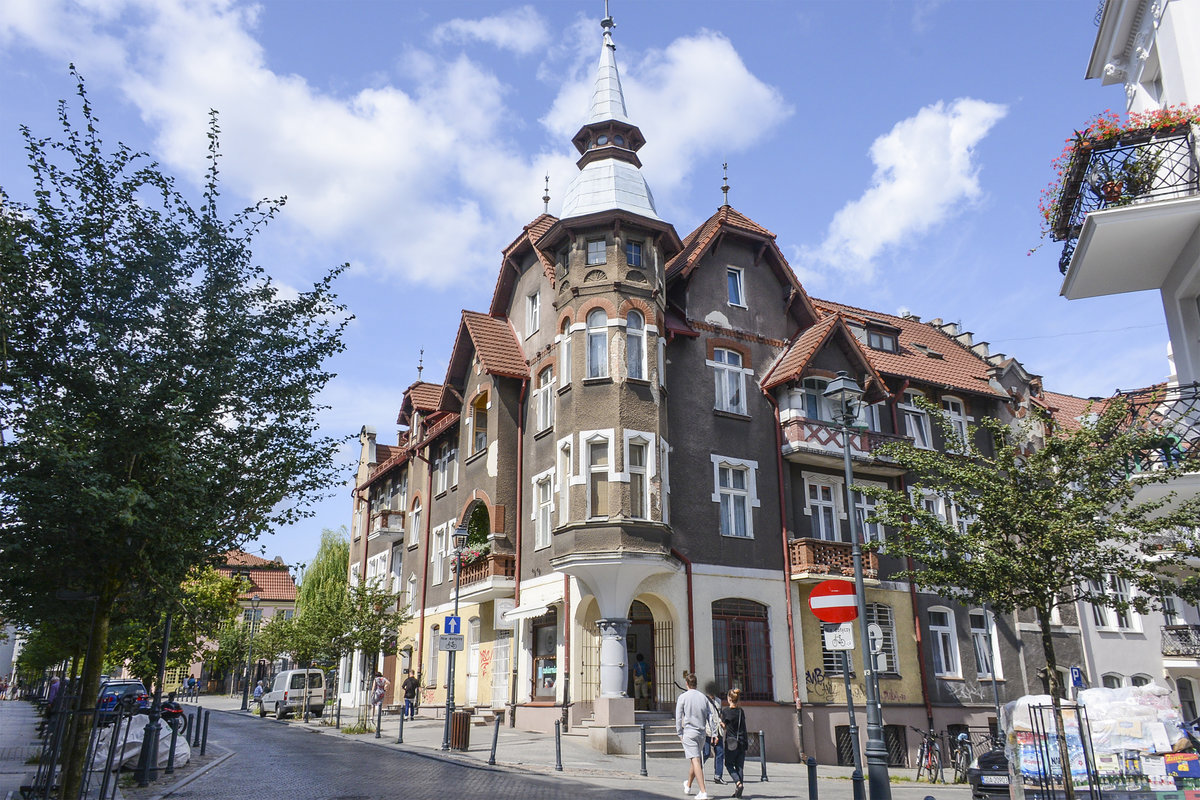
952, 731, 973, 783
911, 726, 944, 783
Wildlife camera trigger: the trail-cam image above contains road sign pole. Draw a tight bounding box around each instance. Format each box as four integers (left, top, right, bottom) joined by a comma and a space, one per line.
841, 650, 864, 790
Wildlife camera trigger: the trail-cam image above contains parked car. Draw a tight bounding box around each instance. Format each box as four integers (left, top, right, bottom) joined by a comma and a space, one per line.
967, 746, 1010, 800
259, 669, 325, 719
96, 680, 149, 723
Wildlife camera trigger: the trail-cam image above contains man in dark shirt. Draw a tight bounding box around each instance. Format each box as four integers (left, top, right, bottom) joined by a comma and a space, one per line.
401, 669, 419, 720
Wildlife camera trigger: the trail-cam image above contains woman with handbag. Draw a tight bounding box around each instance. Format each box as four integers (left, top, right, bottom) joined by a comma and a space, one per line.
720, 688, 749, 798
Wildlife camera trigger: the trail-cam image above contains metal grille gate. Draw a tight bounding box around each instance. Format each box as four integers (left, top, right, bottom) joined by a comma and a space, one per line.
579, 623, 600, 705
653, 620, 675, 709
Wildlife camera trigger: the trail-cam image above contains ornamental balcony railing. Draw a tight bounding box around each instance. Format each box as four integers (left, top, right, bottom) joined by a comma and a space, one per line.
780, 416, 910, 466
1112, 381, 1200, 475
789, 537, 878, 583
1050, 124, 1199, 274
457, 552, 515, 589
1162, 625, 1200, 657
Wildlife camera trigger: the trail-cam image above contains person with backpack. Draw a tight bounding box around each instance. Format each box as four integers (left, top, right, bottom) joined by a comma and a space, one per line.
401, 669, 419, 720
703, 683, 725, 784
721, 688, 749, 798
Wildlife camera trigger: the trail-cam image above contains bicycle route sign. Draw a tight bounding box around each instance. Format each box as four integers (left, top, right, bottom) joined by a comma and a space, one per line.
808, 579, 858, 624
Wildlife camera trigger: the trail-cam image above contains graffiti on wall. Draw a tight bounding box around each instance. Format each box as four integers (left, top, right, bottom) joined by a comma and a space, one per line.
805, 667, 908, 703
941, 678, 991, 703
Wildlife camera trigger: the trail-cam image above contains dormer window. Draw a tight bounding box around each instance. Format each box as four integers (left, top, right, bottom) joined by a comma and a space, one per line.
867, 330, 897, 352
626, 241, 642, 268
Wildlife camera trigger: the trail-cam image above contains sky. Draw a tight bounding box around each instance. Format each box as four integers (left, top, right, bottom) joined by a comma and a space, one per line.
0, 0, 1171, 572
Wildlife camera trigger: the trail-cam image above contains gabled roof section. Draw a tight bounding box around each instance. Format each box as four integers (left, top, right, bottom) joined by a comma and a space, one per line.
666, 205, 819, 328
490, 213, 559, 316
761, 313, 889, 401
415, 411, 461, 449
1040, 390, 1103, 430
813, 299, 1006, 399
220, 550, 297, 602
397, 381, 446, 426
445, 310, 529, 395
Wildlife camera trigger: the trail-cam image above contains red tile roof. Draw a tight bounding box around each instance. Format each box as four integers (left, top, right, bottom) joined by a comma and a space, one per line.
812, 299, 1005, 398
375, 443, 399, 463
224, 550, 276, 568
761, 313, 890, 400
461, 312, 529, 379
408, 382, 444, 412
220, 550, 297, 602
490, 213, 559, 316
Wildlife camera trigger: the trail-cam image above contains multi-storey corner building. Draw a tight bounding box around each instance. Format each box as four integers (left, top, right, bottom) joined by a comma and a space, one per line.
347, 12, 1090, 766
1051, 0, 1200, 711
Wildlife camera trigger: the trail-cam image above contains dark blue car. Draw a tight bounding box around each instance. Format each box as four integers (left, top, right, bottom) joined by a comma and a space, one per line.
96, 680, 149, 722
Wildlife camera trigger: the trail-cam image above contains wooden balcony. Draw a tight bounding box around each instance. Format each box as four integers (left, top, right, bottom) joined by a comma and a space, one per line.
789, 537, 879, 584
457, 553, 516, 600
779, 417, 909, 476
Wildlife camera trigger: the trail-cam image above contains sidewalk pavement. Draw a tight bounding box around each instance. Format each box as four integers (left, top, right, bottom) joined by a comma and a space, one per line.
187, 693, 971, 800
0, 700, 41, 800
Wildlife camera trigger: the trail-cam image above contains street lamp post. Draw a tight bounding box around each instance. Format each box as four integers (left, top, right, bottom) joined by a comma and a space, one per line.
441, 524, 470, 750
824, 371, 892, 800
240, 594, 261, 711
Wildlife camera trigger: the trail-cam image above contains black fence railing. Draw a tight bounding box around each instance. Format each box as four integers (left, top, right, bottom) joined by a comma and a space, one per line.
1112, 381, 1200, 474
1050, 125, 1198, 273
1162, 625, 1200, 657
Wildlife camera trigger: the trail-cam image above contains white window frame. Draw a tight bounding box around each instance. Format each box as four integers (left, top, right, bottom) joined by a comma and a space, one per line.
660, 438, 671, 525
929, 606, 961, 678
449, 443, 458, 488
969, 609, 1003, 680
366, 552, 388, 587
625, 311, 645, 381
622, 430, 655, 520
531, 467, 555, 550
349, 563, 360, 588
435, 443, 449, 494
1101, 673, 1123, 689
801, 377, 833, 422
406, 573, 418, 614
710, 454, 760, 539
941, 396, 969, 449
626, 239, 643, 267
587, 238, 606, 265
431, 525, 446, 585
586, 309, 609, 379
408, 499, 422, 547
802, 471, 846, 543
429, 626, 440, 687
582, 430, 615, 519
470, 393, 489, 455
535, 367, 555, 432
526, 291, 540, 336
727, 266, 746, 308
808, 481, 841, 542
1091, 576, 1141, 631
853, 480, 885, 543
867, 330, 897, 352
710, 348, 748, 415
558, 321, 573, 385
557, 438, 573, 525
900, 390, 932, 449
857, 401, 883, 432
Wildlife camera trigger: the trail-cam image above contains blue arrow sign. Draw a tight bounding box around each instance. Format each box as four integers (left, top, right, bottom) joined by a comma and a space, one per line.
444, 615, 461, 635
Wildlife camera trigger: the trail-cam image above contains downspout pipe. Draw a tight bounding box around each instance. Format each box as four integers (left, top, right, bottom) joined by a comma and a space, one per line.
510, 377, 529, 723
415, 450, 434, 685
669, 548, 696, 674
764, 390, 805, 758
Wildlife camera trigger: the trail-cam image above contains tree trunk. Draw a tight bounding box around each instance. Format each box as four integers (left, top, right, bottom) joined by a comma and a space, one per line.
1037, 607, 1076, 800
61, 598, 114, 800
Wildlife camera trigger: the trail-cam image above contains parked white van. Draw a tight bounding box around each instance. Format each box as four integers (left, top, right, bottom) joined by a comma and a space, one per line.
258, 669, 325, 719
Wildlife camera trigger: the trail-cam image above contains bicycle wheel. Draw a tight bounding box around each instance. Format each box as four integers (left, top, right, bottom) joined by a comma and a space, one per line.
915, 743, 930, 781
930, 745, 944, 783
954, 746, 970, 783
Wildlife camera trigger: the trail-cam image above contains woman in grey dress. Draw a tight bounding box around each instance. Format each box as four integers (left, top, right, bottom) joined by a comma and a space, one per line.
675, 671, 712, 800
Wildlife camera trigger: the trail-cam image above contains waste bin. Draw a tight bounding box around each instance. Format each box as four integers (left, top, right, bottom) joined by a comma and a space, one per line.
450, 710, 471, 751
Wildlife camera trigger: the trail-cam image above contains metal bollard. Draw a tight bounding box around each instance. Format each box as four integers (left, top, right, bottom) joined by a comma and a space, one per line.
807, 756, 818, 800
639, 723, 648, 777
165, 722, 179, 775
852, 769, 865, 800
488, 714, 500, 765
376, 702, 382, 738
336, 698, 341, 729
200, 710, 210, 756
192, 706, 203, 747
554, 719, 563, 771
759, 730, 769, 781
397, 709, 405, 744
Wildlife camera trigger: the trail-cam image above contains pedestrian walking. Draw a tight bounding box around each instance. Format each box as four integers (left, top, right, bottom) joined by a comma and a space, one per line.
721, 688, 749, 798
401, 669, 419, 720
253, 679, 264, 710
371, 671, 389, 710
702, 682, 725, 784
186, 675, 197, 700
675, 671, 711, 800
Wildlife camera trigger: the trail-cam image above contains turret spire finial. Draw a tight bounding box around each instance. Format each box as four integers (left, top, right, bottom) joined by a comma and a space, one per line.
722, 162, 730, 206
417, 348, 424, 381
601, 0, 615, 47
543, 174, 551, 214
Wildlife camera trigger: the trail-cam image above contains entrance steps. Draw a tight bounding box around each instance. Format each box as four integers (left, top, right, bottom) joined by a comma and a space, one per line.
563, 710, 682, 758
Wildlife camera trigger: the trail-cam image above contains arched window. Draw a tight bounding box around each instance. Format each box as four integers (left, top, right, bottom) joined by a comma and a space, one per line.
626, 311, 645, 380
1131, 674, 1151, 687
711, 598, 773, 700
408, 499, 422, 547
587, 309, 608, 378
1101, 673, 1123, 689
471, 392, 488, 454
559, 320, 573, 384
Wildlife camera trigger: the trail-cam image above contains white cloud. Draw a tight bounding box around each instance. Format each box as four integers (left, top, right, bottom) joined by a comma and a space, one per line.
432, 5, 549, 56
802, 98, 1007, 278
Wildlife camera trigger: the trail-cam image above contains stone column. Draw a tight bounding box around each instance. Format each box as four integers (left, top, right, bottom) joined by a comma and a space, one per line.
596, 617, 630, 698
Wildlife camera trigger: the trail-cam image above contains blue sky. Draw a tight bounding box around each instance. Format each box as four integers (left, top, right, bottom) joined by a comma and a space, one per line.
0, 1, 1168, 570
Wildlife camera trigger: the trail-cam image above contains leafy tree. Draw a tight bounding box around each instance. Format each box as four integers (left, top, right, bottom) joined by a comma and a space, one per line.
0, 73, 348, 796
206, 620, 250, 690
346, 579, 409, 717
861, 396, 1200, 798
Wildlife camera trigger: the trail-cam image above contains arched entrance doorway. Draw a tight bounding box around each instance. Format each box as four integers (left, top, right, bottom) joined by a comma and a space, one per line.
625, 600, 674, 710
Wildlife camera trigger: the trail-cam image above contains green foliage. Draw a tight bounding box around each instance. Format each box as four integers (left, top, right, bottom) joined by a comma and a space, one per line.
860, 396, 1200, 696
296, 528, 350, 613
208, 620, 250, 678
0, 72, 349, 796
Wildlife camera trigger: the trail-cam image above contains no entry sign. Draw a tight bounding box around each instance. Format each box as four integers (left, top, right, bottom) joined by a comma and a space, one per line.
808, 580, 858, 624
